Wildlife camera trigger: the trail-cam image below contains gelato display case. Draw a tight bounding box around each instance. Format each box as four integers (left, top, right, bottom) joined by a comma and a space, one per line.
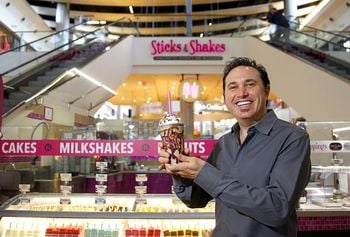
0, 193, 215, 237
298, 121, 350, 208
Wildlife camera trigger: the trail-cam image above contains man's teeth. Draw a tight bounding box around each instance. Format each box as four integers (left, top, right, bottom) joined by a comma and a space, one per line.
237, 101, 251, 106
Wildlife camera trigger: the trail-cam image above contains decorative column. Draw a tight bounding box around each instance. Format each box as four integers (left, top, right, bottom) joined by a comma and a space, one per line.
179, 74, 202, 139
284, 0, 298, 29
56, 2, 70, 49
179, 100, 194, 139
186, 0, 192, 36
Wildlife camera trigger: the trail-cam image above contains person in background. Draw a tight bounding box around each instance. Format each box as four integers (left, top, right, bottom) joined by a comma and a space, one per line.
158, 57, 311, 237
267, 5, 290, 44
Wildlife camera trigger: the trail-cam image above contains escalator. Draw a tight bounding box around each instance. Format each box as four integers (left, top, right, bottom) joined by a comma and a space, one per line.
264, 22, 350, 81
1, 18, 138, 118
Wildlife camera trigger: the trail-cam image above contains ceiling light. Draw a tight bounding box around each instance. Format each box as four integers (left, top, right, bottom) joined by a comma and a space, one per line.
179, 75, 202, 102
107, 34, 120, 40
333, 126, 350, 133
129, 6, 134, 14
86, 20, 101, 25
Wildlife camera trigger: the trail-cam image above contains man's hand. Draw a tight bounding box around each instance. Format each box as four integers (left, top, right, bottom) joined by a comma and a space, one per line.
158, 142, 206, 180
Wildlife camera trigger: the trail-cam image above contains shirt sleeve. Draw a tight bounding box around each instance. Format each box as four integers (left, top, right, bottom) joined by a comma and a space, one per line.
172, 145, 219, 208
194, 130, 311, 227
172, 175, 213, 208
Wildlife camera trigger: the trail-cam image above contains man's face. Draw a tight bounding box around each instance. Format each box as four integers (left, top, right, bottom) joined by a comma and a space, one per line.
224, 66, 269, 126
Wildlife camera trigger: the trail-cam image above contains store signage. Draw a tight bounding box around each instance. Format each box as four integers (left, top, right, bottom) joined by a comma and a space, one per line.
194, 101, 228, 113
139, 102, 164, 114
0, 139, 217, 157
27, 112, 43, 120
150, 39, 226, 60
310, 140, 350, 153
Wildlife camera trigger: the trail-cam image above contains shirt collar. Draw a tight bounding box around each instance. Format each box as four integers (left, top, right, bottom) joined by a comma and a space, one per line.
231, 110, 278, 136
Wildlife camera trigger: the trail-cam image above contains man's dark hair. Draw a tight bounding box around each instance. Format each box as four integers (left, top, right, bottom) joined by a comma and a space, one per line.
222, 57, 270, 93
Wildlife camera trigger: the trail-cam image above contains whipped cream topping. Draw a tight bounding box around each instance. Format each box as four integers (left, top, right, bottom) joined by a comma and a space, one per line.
158, 113, 182, 127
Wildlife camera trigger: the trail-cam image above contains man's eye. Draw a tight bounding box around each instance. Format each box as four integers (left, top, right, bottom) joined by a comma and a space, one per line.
228, 85, 237, 90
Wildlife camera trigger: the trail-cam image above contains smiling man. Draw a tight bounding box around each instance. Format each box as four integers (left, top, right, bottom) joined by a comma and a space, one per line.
159, 57, 311, 237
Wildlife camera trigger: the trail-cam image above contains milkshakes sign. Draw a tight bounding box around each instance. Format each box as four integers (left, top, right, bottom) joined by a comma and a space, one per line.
0, 139, 217, 157
150, 39, 226, 61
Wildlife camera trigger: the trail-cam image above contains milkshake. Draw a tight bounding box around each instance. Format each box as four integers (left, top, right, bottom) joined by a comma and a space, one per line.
158, 113, 184, 164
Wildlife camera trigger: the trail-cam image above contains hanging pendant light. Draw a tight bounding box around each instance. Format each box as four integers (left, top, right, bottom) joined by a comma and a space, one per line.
179, 74, 202, 103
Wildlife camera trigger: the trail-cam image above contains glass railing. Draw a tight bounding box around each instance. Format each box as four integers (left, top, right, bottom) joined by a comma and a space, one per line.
288, 28, 349, 53
1, 18, 139, 84
1, 17, 140, 118
290, 20, 349, 52
258, 21, 350, 81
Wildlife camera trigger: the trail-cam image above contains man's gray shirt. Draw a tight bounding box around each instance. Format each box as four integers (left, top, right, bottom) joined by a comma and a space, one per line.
173, 110, 311, 237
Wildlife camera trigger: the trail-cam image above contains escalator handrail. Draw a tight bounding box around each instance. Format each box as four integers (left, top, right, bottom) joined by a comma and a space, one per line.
0, 21, 88, 57
263, 27, 350, 80
261, 20, 349, 52
288, 27, 349, 52
289, 20, 349, 42
0, 17, 138, 79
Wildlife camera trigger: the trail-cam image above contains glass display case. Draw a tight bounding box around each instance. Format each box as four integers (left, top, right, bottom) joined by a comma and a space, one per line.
0, 193, 215, 237
298, 121, 350, 208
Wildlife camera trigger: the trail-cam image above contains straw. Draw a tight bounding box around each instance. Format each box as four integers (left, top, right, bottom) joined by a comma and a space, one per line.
167, 91, 173, 114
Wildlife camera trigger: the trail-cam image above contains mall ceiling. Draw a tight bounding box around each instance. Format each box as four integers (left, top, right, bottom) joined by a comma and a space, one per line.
26, 0, 323, 36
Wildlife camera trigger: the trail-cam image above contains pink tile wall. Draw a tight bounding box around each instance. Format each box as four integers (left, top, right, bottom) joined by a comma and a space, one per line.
298, 216, 350, 231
